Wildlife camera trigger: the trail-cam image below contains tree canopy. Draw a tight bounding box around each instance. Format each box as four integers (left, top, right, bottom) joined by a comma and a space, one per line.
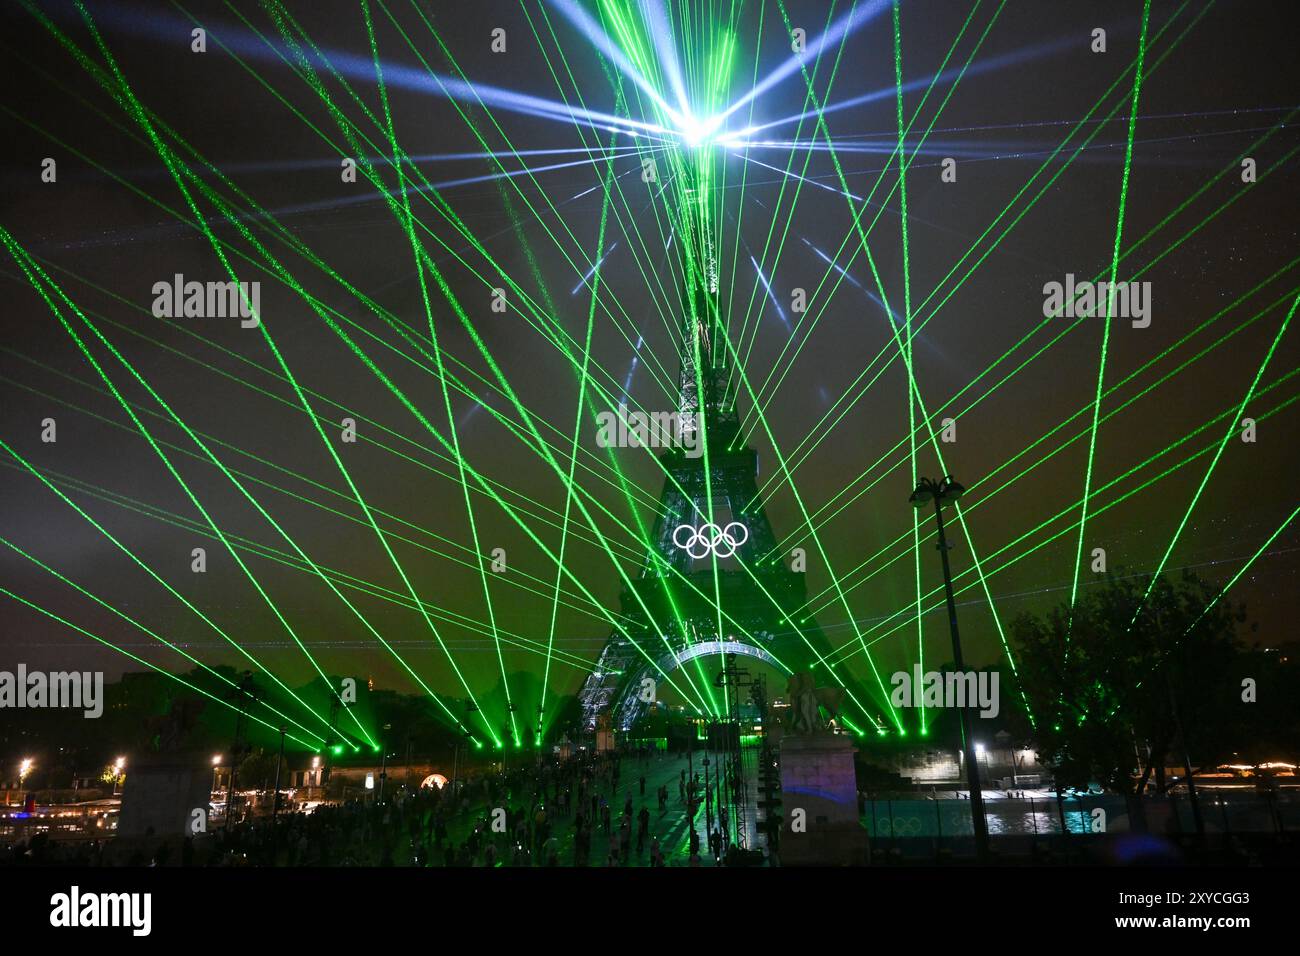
1011, 570, 1260, 794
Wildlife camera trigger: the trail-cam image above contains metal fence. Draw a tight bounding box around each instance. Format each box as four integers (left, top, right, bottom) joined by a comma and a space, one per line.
861, 790, 1297, 859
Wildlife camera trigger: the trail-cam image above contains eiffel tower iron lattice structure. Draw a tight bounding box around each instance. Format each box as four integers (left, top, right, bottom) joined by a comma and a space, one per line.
578, 166, 880, 734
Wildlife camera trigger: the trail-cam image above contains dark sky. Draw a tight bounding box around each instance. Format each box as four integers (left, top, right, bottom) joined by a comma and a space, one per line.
1, 0, 1297, 728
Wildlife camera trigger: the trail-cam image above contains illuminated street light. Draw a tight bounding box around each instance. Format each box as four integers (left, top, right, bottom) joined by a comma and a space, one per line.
209, 756, 222, 801
911, 475, 990, 861
19, 758, 33, 784
111, 757, 126, 796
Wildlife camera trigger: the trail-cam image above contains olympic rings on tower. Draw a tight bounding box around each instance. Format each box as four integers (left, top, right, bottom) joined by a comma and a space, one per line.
672, 521, 749, 559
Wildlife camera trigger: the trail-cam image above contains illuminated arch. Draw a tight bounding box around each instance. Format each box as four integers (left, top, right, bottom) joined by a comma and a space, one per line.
615, 639, 789, 730
658, 639, 783, 673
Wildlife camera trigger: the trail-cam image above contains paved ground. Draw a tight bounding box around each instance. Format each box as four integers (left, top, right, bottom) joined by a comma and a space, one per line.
443, 749, 766, 866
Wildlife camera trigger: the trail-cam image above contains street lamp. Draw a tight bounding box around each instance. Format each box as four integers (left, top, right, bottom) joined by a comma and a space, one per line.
10, 758, 32, 812
377, 723, 392, 804
112, 757, 125, 796
910, 475, 990, 861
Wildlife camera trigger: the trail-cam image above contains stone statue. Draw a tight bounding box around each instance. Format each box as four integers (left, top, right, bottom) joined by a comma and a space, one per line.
784, 671, 845, 735
147, 698, 205, 753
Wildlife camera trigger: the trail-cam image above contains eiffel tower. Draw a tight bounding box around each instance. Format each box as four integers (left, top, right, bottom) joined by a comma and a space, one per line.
578, 189, 872, 733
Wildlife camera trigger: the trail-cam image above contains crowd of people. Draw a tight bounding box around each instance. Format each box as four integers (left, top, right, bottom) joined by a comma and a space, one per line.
3, 744, 761, 867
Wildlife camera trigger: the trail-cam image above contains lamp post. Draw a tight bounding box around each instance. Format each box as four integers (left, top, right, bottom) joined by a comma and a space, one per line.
378, 723, 392, 804
703, 755, 713, 838
271, 728, 286, 824
226, 670, 256, 832
910, 475, 989, 861
16, 759, 33, 804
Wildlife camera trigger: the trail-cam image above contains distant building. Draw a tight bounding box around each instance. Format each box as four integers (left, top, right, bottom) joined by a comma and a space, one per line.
885, 731, 1050, 791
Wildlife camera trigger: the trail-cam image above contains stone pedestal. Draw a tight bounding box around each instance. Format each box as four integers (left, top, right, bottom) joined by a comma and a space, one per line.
779, 734, 868, 865
117, 753, 213, 838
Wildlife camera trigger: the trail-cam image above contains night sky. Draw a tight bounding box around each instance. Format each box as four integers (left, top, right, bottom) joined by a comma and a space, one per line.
1, 0, 1297, 736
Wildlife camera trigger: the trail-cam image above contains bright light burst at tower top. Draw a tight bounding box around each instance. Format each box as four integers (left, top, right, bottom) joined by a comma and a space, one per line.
678, 113, 726, 147
0, 0, 1296, 755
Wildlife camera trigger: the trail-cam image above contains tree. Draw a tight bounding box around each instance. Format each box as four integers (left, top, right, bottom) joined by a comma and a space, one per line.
1012, 570, 1247, 795
237, 748, 282, 793
99, 762, 125, 788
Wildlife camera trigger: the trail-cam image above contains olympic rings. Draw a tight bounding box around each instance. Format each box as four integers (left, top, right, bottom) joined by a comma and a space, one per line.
879, 816, 923, 837
672, 521, 749, 559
